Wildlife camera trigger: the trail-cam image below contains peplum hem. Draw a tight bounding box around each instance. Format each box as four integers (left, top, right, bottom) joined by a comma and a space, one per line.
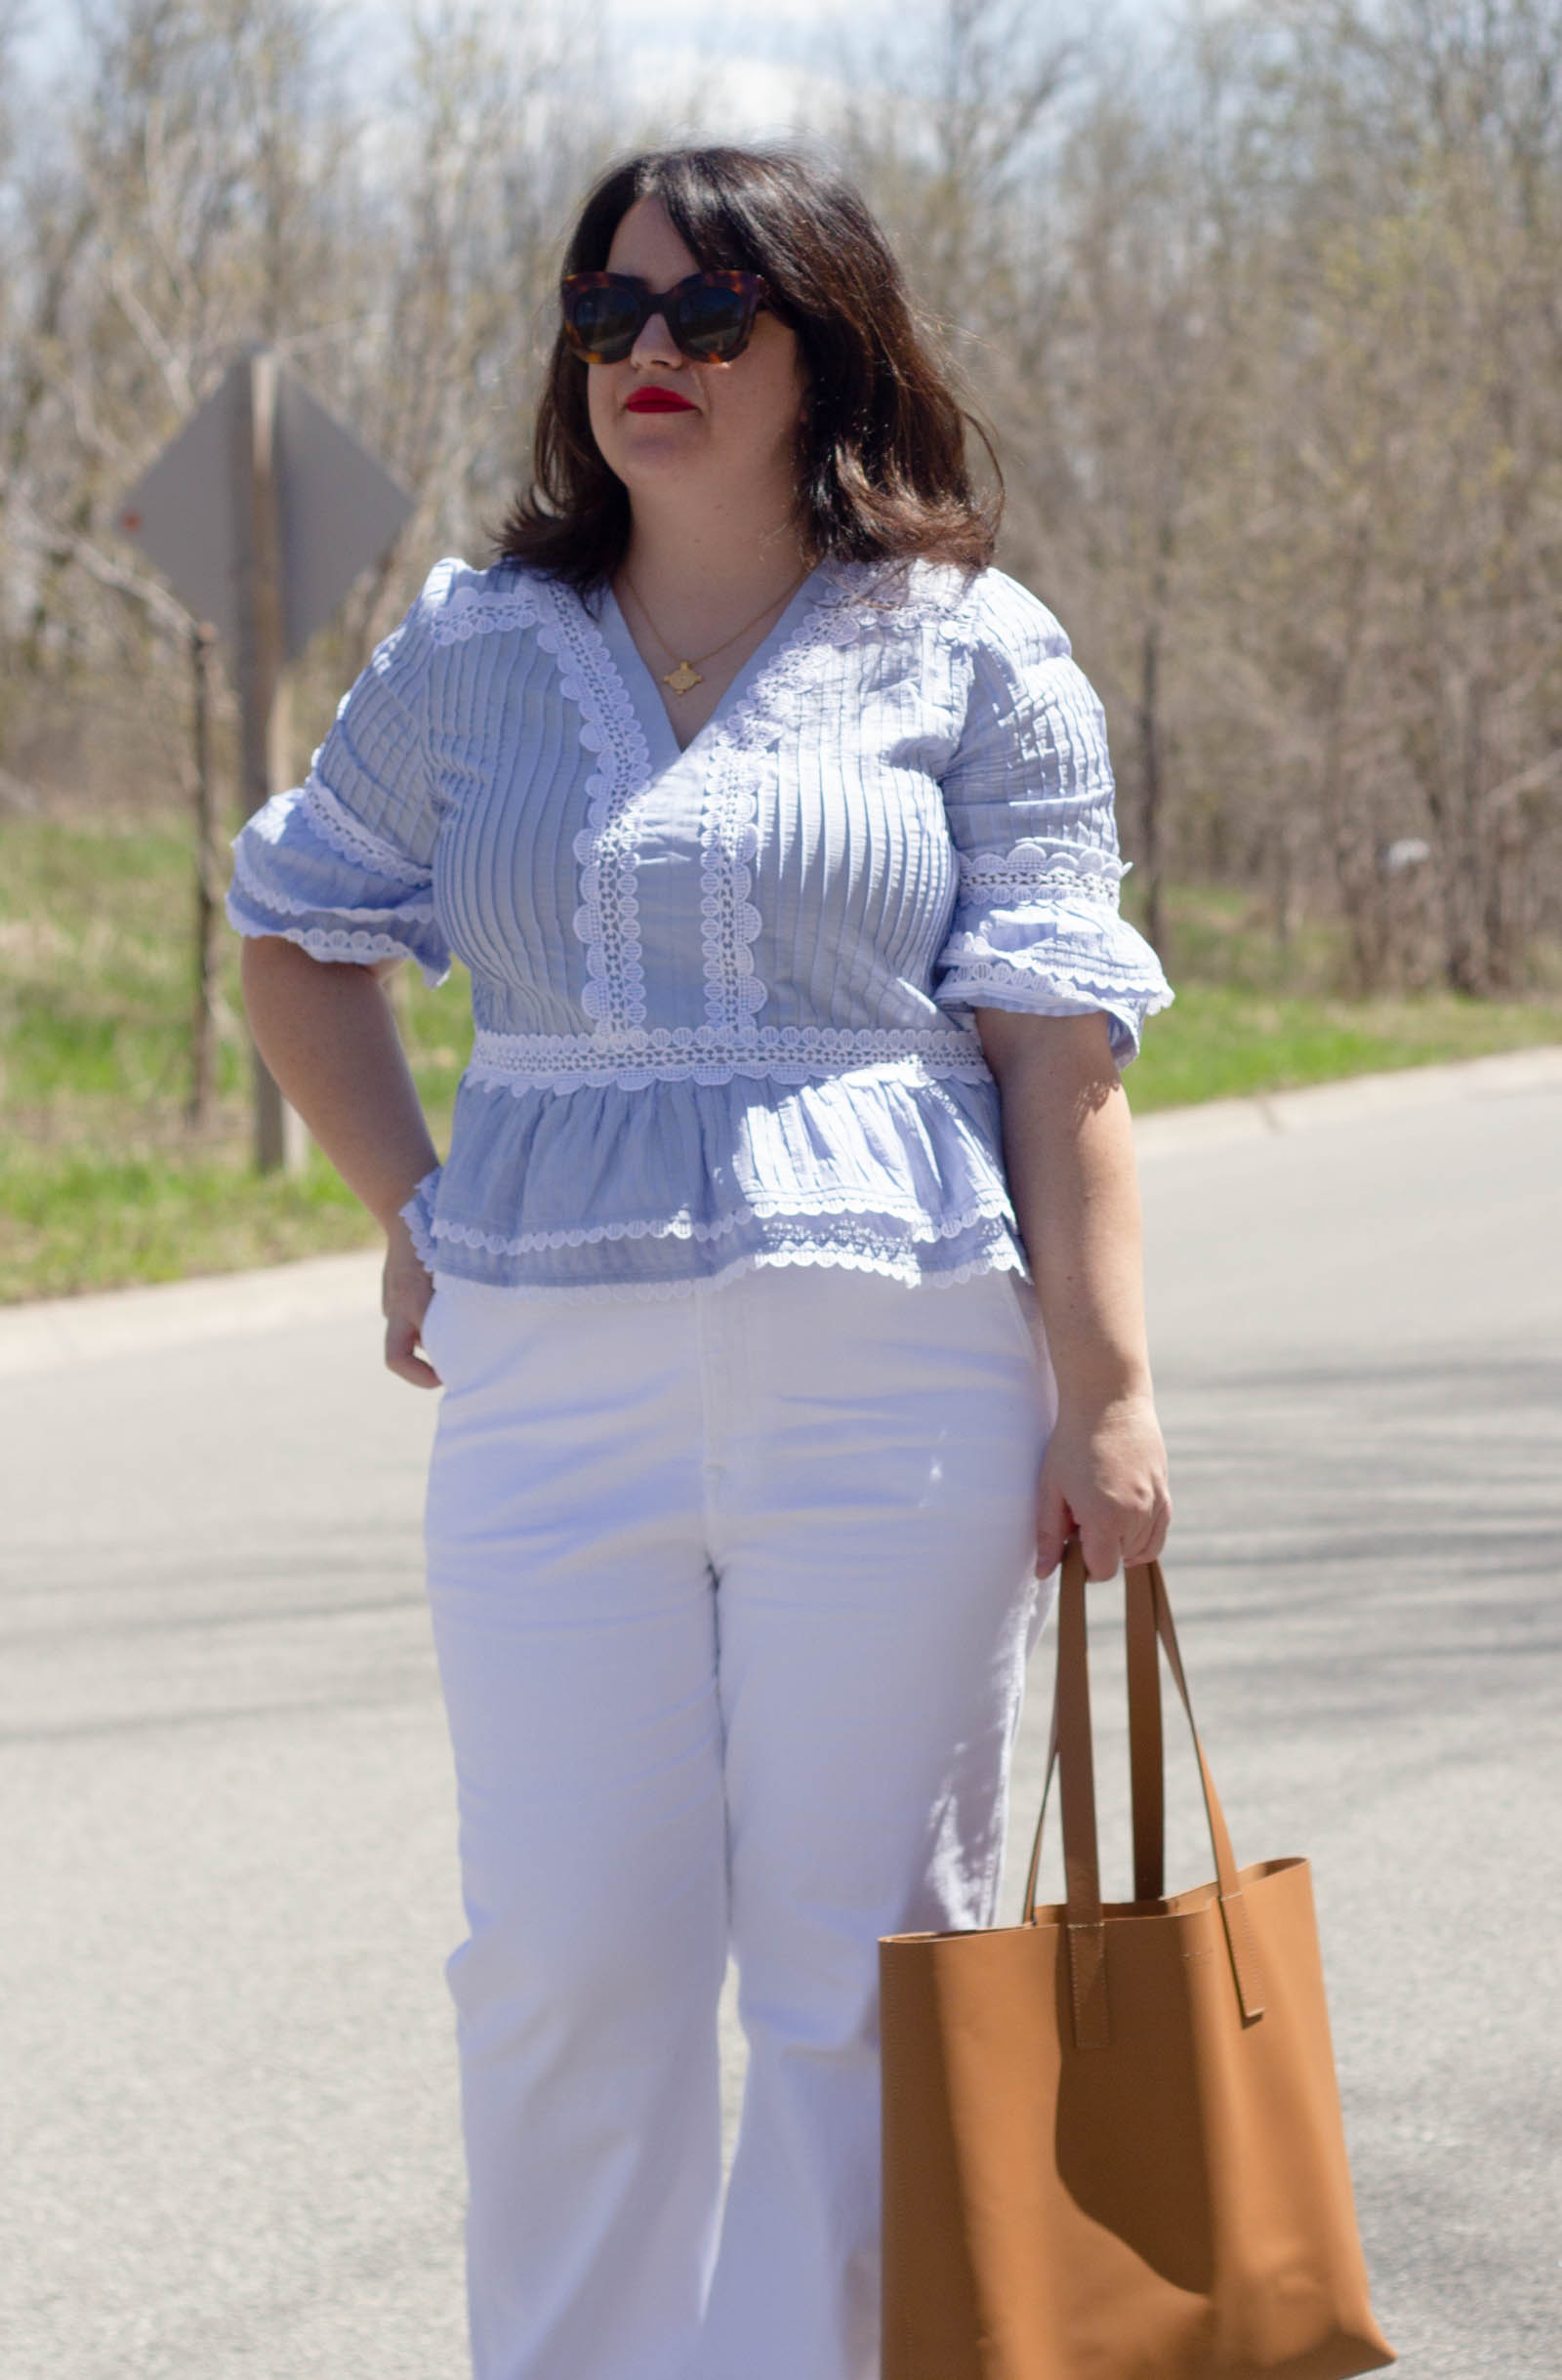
407, 1063, 1029, 1296
423, 1213, 1024, 1302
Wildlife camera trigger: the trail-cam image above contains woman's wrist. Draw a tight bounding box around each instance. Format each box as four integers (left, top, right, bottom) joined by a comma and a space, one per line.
380, 1167, 441, 1281
371, 1158, 439, 1237
1051, 1357, 1156, 1422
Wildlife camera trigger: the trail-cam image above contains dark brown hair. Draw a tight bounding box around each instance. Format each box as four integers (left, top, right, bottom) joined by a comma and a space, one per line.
495, 145, 1001, 590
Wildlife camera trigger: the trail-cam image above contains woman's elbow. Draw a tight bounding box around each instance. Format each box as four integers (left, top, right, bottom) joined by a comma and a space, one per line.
976, 1006, 1119, 1087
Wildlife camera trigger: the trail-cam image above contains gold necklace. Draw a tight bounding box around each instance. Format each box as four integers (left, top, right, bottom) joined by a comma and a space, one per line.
618, 562, 810, 695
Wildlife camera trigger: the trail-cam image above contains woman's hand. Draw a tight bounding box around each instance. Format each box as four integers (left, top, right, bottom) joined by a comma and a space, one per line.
236, 941, 444, 1388
383, 1216, 441, 1388
1034, 1386, 1172, 1580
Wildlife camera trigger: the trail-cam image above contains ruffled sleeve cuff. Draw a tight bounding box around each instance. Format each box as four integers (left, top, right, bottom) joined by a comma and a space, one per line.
933, 847, 1172, 1067
398, 1165, 442, 1275
226, 771, 451, 988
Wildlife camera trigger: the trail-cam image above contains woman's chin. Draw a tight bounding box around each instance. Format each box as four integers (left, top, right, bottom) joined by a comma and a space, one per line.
601, 414, 704, 463
606, 443, 716, 501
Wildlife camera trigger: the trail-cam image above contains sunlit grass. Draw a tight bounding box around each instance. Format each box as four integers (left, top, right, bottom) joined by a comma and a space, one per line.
0, 1139, 377, 1304
2, 812, 1558, 1300
0, 811, 470, 1299
1130, 983, 1562, 1111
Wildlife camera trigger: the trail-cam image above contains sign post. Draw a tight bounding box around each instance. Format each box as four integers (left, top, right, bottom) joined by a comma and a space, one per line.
235, 351, 303, 1169
187, 620, 221, 1128
118, 351, 414, 1172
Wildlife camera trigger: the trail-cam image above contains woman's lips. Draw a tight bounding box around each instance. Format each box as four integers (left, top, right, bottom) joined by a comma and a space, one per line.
625, 388, 697, 414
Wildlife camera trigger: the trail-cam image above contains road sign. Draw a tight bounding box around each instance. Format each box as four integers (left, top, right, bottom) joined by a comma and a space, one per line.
116, 351, 415, 1173
117, 372, 244, 649
117, 355, 413, 663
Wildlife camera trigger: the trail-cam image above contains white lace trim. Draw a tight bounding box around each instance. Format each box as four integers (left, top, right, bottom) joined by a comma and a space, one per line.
399, 1167, 441, 1275
956, 846, 1128, 906
809, 558, 964, 644
688, 566, 886, 1043
937, 953, 1174, 1001
424, 562, 974, 1063
226, 901, 428, 968
698, 745, 765, 1037
228, 836, 435, 924
543, 562, 948, 1054
431, 1223, 1024, 1303
559, 569, 868, 1051
301, 770, 432, 888
428, 581, 544, 645
519, 580, 652, 1043
431, 1185, 1011, 1257
465, 1021, 992, 1091
423, 568, 657, 1041
467, 1056, 994, 1093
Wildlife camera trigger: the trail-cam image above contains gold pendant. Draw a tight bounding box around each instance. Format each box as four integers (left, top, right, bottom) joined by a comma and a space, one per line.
662, 660, 703, 695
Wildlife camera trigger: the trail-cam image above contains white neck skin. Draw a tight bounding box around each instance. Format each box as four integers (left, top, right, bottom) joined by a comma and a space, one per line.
612, 480, 815, 749
619, 481, 813, 647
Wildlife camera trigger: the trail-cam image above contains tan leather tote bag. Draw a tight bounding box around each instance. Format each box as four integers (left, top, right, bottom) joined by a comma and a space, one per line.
880, 1547, 1395, 2380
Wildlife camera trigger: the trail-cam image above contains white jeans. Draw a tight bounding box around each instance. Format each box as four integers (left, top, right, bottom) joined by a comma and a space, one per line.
420, 1261, 1057, 2380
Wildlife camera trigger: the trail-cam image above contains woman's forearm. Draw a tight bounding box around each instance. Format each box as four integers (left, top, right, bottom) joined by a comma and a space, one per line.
978, 1008, 1151, 1411
977, 1005, 1170, 1575
239, 937, 438, 1229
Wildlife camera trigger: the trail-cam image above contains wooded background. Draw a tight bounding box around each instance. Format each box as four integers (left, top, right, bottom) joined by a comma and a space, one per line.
3, 0, 1560, 996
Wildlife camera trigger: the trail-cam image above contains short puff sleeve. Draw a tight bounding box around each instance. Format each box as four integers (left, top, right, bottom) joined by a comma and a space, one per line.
225, 561, 453, 987
934, 576, 1172, 1065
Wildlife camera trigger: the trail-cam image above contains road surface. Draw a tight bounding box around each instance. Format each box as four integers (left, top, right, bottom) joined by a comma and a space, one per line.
2, 1049, 1558, 2377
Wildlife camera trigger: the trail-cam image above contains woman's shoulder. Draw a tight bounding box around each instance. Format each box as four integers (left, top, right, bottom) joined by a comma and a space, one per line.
832, 558, 1073, 667
944, 565, 1073, 668
397, 554, 563, 650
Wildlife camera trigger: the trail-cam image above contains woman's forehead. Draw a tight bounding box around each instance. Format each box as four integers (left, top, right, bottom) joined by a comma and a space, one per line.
604, 195, 699, 283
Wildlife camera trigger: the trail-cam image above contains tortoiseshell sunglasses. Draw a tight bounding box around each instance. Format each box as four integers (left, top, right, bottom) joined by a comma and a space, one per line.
559, 270, 774, 365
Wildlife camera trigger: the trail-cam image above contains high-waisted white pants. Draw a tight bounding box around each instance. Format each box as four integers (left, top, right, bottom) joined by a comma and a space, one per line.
420, 1260, 1057, 2380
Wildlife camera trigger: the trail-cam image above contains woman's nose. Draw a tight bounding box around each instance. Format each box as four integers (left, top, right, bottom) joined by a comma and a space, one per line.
629, 308, 682, 368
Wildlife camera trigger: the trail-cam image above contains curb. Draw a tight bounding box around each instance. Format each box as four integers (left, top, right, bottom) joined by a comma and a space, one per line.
1130, 1042, 1562, 1155
0, 1249, 383, 1379
3, 1044, 1559, 1376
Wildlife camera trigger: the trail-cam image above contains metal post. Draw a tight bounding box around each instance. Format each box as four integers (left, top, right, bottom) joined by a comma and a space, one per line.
235, 348, 307, 1175
186, 621, 220, 1128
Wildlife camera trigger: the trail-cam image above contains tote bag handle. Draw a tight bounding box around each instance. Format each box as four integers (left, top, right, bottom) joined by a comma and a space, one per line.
1021, 1546, 1266, 2047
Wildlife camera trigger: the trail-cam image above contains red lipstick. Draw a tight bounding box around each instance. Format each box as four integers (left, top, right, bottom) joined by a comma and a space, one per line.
626, 387, 696, 414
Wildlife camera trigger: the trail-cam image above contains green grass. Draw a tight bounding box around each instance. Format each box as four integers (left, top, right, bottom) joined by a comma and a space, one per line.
0, 1139, 379, 1303
0, 812, 472, 1302
1129, 982, 1562, 1111
2, 812, 1558, 1302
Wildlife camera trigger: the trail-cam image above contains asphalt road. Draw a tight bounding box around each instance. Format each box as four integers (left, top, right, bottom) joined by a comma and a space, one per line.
2, 1051, 1558, 2379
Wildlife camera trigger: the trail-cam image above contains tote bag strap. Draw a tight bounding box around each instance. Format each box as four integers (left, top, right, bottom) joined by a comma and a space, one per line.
1026, 1562, 1165, 1908
1023, 1549, 1157, 1919
1022, 1548, 1266, 2045
1126, 1563, 1165, 1900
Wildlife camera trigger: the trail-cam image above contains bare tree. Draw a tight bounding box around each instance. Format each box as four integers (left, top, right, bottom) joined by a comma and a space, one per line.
3, 0, 1560, 1005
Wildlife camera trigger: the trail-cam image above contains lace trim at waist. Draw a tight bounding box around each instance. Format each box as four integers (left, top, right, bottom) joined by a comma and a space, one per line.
432, 1185, 1013, 1258
466, 1022, 993, 1091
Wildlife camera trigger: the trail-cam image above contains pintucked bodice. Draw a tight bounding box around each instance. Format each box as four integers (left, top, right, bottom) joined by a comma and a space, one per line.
226, 553, 1172, 1297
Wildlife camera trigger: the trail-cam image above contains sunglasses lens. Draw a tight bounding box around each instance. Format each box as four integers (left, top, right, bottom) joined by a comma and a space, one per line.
673, 284, 753, 359
564, 283, 640, 361
562, 272, 762, 363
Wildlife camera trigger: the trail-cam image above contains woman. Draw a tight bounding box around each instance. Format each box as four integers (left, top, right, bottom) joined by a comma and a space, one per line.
230, 144, 1172, 2380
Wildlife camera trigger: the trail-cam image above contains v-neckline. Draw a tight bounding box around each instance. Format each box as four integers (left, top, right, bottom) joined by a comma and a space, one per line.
591, 566, 833, 770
